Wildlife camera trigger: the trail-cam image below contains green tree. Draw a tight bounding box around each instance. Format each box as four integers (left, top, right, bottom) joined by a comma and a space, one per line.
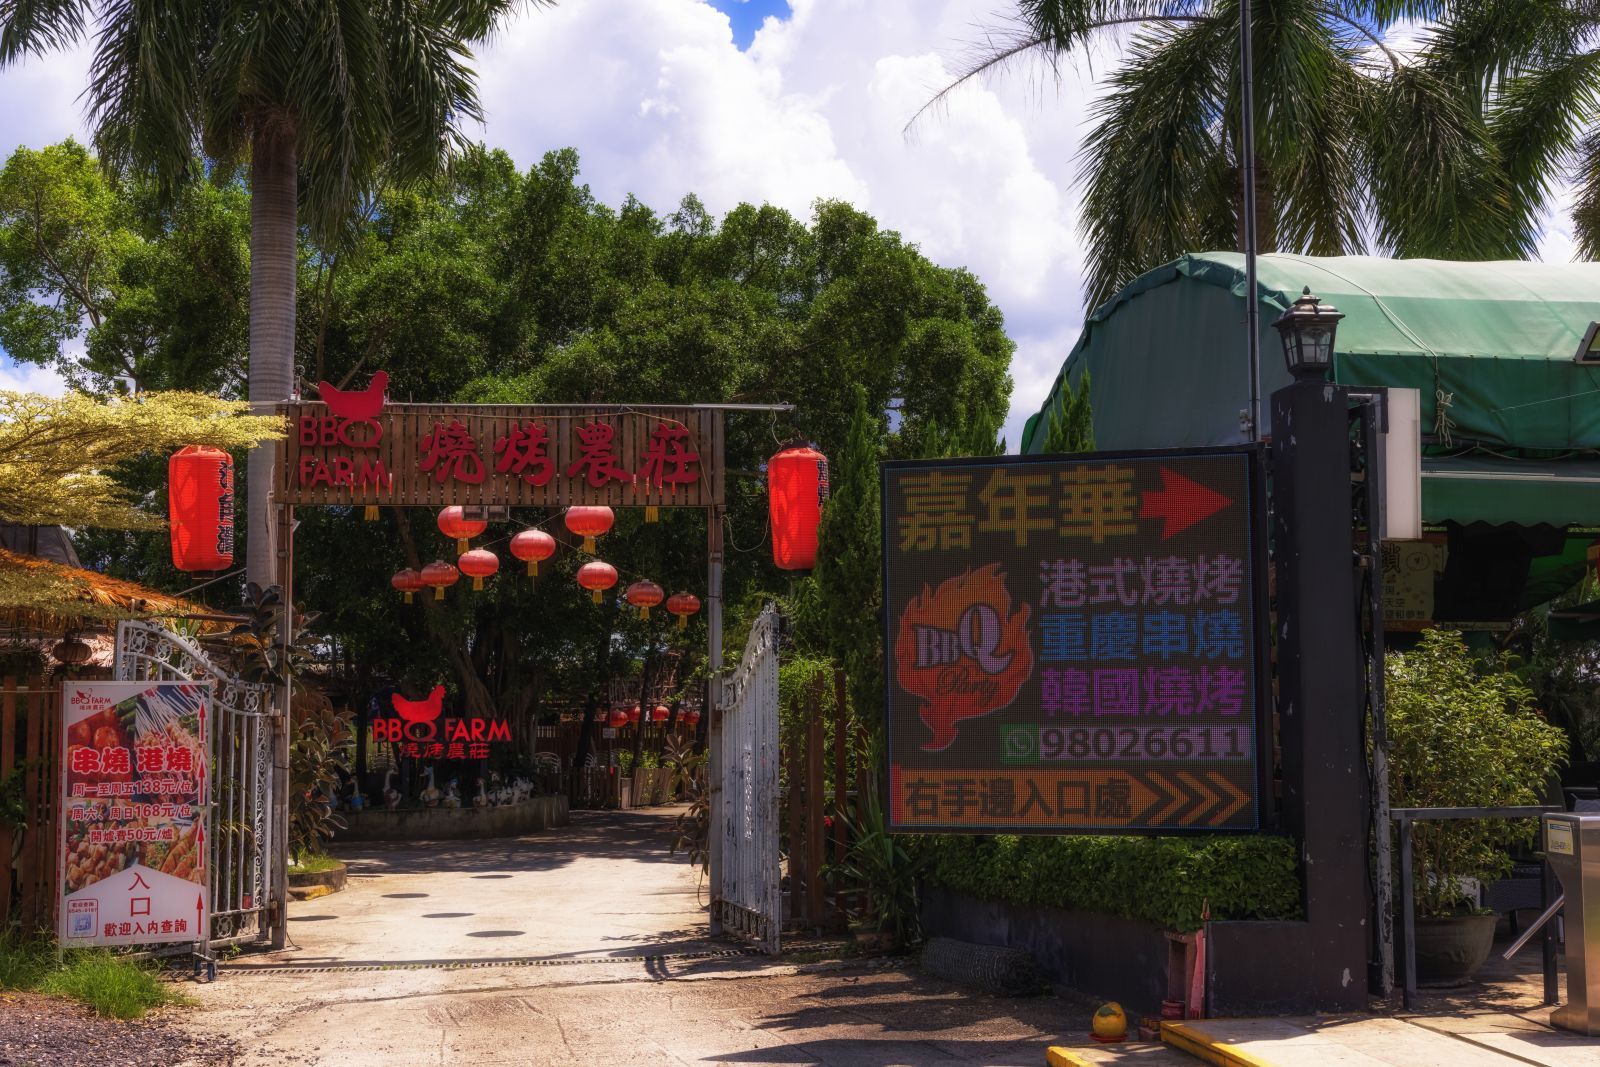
0, 0, 544, 588
1041, 369, 1094, 453
931, 1, 1599, 309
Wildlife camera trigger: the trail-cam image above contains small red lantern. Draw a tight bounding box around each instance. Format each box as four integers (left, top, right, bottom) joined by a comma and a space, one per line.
650, 704, 670, 723
510, 529, 557, 576
437, 506, 487, 554
168, 445, 235, 572
564, 506, 614, 554
683, 708, 702, 728
458, 548, 500, 591
577, 560, 618, 604
627, 705, 641, 725
607, 708, 629, 729
768, 445, 828, 570
420, 560, 459, 600
666, 592, 701, 631
391, 568, 425, 603
625, 580, 664, 619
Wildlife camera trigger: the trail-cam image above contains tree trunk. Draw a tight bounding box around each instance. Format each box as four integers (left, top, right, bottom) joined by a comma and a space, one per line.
247, 124, 298, 589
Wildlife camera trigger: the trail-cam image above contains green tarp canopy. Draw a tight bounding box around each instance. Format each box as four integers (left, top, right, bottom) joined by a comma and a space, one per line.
1024, 253, 1600, 530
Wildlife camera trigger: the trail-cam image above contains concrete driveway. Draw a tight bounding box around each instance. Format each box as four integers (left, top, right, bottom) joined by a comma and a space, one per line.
183, 807, 1088, 1066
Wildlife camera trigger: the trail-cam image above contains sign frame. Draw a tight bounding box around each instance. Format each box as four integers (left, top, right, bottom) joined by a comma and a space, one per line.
879, 444, 1274, 837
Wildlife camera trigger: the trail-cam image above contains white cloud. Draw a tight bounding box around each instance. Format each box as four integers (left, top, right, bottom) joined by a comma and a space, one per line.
0, 357, 68, 395
0, 47, 92, 150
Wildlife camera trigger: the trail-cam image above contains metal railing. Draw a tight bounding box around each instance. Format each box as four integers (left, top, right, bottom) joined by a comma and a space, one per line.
1393, 805, 1561, 1009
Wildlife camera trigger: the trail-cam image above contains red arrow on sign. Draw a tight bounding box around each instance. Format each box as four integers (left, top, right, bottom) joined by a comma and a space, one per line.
1139, 468, 1234, 540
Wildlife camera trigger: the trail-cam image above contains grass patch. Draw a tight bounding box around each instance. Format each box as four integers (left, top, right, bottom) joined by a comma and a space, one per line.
0, 933, 189, 1019
288, 850, 342, 874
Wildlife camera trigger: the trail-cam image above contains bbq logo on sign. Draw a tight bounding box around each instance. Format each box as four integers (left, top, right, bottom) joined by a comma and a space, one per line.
881, 449, 1265, 835
372, 686, 512, 760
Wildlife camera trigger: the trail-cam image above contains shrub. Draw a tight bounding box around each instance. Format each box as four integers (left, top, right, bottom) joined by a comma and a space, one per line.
1387, 629, 1569, 916
915, 833, 1302, 932
0, 934, 187, 1019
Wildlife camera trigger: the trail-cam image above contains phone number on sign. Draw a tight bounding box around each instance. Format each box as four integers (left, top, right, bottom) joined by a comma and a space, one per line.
1039, 725, 1253, 762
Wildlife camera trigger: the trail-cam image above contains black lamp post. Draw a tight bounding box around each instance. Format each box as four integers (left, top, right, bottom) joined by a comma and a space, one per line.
1273, 286, 1345, 382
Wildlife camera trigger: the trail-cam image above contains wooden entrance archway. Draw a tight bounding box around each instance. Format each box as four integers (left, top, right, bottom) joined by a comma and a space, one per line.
270, 396, 788, 949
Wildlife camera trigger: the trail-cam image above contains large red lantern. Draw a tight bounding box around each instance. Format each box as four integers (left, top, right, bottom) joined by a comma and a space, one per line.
420, 560, 459, 600
437, 506, 487, 554
683, 708, 702, 728
627, 704, 641, 725
576, 560, 618, 604
625, 580, 664, 619
768, 445, 828, 570
391, 568, 425, 603
650, 704, 670, 723
168, 446, 235, 572
666, 592, 701, 631
510, 529, 557, 576
458, 548, 500, 591
564, 506, 614, 554
606, 708, 629, 729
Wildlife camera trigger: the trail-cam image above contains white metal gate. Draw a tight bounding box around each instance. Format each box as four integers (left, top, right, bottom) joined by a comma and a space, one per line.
115, 621, 278, 949
712, 604, 782, 954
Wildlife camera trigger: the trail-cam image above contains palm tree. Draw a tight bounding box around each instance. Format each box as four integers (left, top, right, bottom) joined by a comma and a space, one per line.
0, 1, 542, 586
923, 1, 1598, 310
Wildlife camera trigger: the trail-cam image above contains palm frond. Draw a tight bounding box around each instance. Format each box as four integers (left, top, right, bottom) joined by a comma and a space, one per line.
1490, 48, 1600, 250
0, 0, 92, 62
1574, 129, 1600, 260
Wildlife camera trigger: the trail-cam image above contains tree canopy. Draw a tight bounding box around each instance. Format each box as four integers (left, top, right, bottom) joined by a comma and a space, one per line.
2, 141, 1014, 722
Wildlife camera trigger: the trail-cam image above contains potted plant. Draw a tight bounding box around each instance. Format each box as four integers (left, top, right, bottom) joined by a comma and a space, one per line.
828, 785, 928, 951
1386, 630, 1567, 984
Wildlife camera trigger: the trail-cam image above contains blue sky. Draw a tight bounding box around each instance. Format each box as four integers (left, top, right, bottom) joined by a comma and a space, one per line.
708, 0, 791, 49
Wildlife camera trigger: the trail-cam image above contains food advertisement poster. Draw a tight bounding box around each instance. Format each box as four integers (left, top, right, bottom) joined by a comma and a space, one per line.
58, 681, 210, 947
881, 449, 1266, 835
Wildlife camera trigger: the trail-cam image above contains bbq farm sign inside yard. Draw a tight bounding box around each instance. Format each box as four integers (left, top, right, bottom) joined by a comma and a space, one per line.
279, 392, 720, 508
58, 681, 211, 947
881, 448, 1268, 834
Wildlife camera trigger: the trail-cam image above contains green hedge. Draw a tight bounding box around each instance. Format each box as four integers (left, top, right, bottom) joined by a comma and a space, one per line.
916, 833, 1303, 932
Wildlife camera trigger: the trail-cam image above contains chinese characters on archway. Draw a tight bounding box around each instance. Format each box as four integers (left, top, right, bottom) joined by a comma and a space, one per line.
58, 682, 210, 947
882, 452, 1263, 834
284, 402, 708, 507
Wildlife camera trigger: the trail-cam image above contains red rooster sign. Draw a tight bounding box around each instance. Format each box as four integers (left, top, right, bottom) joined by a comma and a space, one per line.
392, 685, 445, 724
318, 370, 388, 422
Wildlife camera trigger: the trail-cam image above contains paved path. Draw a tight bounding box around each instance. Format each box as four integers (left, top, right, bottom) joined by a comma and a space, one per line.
185, 808, 1094, 1066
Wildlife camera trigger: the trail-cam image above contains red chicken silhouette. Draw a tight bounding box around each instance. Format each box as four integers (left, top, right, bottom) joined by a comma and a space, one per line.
392, 685, 445, 724
318, 370, 388, 421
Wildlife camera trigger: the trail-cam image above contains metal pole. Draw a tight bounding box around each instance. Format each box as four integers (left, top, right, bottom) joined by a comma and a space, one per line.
270, 502, 293, 950
1544, 857, 1560, 1006
705, 411, 726, 936
1399, 814, 1416, 1010
1240, 0, 1262, 441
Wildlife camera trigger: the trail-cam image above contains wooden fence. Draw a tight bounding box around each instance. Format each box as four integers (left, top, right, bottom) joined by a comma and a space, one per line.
2, 675, 60, 932
784, 669, 868, 932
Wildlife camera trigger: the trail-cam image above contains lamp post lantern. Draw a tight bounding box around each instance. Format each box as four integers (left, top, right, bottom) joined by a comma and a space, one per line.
1273, 287, 1345, 382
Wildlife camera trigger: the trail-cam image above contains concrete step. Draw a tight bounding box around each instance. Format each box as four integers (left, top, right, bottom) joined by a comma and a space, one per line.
1160, 1016, 1595, 1067
1047, 1042, 1199, 1066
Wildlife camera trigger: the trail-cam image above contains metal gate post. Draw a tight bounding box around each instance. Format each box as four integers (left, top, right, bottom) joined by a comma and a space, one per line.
707, 497, 725, 937
269, 502, 293, 950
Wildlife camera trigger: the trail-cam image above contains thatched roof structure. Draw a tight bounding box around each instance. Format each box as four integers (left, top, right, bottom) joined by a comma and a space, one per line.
0, 548, 228, 637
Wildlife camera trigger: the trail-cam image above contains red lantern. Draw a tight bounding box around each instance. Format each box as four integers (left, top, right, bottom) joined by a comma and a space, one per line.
577, 560, 618, 604
391, 568, 425, 603
564, 506, 614, 554
625, 580, 664, 619
420, 560, 459, 600
607, 708, 629, 729
768, 445, 828, 570
627, 705, 641, 725
650, 704, 670, 723
168, 446, 235, 572
458, 548, 500, 591
510, 529, 557, 576
683, 709, 702, 728
437, 506, 487, 554
666, 592, 701, 631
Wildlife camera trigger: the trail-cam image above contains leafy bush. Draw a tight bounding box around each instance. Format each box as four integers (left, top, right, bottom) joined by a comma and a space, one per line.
290, 703, 352, 856
828, 787, 928, 946
915, 833, 1302, 932
1387, 629, 1569, 916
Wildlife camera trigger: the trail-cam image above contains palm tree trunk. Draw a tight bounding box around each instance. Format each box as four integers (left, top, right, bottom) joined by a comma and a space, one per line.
246, 124, 298, 589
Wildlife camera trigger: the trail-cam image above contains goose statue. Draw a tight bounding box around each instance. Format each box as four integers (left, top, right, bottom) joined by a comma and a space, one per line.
382, 768, 401, 810
420, 766, 442, 807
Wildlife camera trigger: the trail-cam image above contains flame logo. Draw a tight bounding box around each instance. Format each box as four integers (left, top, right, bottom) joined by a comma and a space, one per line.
893, 564, 1033, 751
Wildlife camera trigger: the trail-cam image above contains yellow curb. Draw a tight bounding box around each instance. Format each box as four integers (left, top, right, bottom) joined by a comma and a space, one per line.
1046, 1048, 1101, 1067
1161, 1021, 1279, 1067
